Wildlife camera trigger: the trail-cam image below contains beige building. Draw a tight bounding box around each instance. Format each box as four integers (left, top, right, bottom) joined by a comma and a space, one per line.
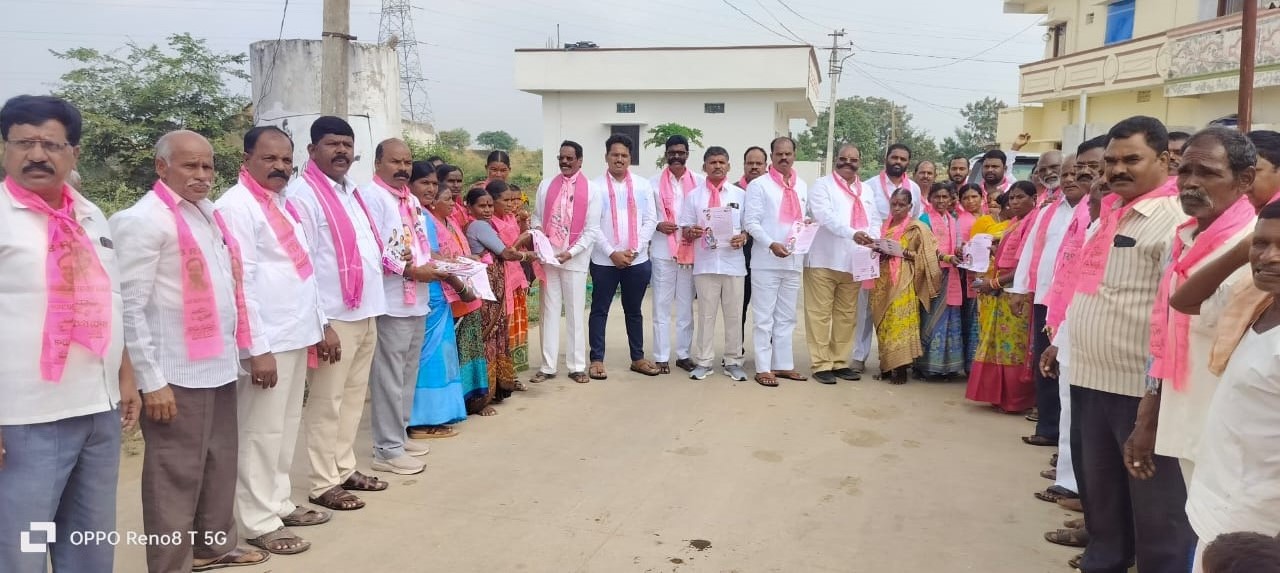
999, 0, 1280, 152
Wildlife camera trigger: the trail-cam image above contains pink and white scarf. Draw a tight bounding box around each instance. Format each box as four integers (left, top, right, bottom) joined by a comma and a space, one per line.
300, 160, 383, 310
1075, 178, 1178, 295
772, 166, 803, 224
659, 166, 697, 260
490, 212, 528, 314
607, 171, 639, 253
543, 170, 590, 250
5, 177, 113, 382
836, 174, 875, 289
926, 204, 963, 305
373, 175, 431, 304
996, 209, 1037, 271
239, 169, 313, 280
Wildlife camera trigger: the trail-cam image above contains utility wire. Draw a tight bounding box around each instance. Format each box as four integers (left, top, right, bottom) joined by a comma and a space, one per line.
721, 0, 808, 44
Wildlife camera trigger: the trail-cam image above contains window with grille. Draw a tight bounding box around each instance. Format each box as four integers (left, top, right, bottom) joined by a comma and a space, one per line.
704, 103, 726, 114
616, 102, 636, 114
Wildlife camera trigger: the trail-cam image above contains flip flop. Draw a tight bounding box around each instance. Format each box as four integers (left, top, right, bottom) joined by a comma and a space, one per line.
630, 360, 661, 376
774, 371, 808, 381
589, 362, 608, 380
754, 373, 779, 387
1022, 434, 1056, 446
191, 547, 271, 571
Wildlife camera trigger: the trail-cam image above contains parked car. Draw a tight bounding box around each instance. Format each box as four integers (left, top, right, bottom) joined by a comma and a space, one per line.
967, 151, 1041, 186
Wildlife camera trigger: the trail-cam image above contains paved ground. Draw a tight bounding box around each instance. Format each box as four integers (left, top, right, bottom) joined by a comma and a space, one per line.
112, 293, 1080, 572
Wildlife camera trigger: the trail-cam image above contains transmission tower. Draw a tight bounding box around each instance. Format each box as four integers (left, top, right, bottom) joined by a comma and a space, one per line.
379, 0, 432, 123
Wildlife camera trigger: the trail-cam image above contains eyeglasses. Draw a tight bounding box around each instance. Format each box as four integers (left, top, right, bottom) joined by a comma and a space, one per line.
5, 139, 73, 153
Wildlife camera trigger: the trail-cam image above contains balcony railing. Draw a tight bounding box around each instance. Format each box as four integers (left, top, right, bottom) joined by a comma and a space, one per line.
1164, 9, 1280, 96
1018, 32, 1166, 102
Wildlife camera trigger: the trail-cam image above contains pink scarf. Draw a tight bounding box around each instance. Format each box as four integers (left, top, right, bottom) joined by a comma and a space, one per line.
834, 174, 869, 230
1043, 204, 1093, 332
152, 181, 245, 359
877, 171, 907, 206
707, 178, 725, 208
212, 211, 253, 352
373, 175, 430, 305
737, 176, 751, 189
926, 205, 963, 305
491, 212, 527, 314
659, 166, 697, 256
1149, 196, 1255, 391
542, 171, 589, 250
606, 172, 639, 252
1076, 178, 1179, 295
5, 178, 113, 382
239, 169, 313, 280
1026, 198, 1064, 290
996, 209, 1037, 271
771, 166, 803, 224
431, 212, 483, 317
300, 160, 382, 310
880, 216, 910, 285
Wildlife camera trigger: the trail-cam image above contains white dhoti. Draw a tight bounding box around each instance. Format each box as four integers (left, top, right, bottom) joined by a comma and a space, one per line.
539, 265, 589, 375
751, 268, 801, 372
651, 257, 695, 363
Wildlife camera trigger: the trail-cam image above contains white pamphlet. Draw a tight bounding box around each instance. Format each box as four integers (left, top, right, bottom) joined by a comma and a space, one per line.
959, 233, 993, 273
702, 206, 735, 249
850, 245, 880, 282
786, 220, 820, 255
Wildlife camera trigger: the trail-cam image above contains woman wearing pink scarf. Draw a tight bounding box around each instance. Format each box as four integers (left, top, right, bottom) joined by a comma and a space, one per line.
916, 183, 968, 378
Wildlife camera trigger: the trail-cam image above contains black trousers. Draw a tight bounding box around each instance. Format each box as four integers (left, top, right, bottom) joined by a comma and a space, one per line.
740, 236, 753, 355
589, 260, 652, 362
1032, 304, 1059, 439
1071, 385, 1194, 573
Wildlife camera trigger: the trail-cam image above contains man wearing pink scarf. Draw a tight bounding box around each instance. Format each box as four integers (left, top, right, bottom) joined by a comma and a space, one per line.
112, 130, 268, 571
0, 95, 138, 573
288, 117, 389, 512
649, 135, 704, 373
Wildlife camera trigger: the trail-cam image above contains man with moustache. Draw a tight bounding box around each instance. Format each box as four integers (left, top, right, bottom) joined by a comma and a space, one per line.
1045, 116, 1192, 573
1125, 127, 1257, 496
913, 160, 937, 194
363, 138, 440, 475
290, 116, 388, 511
738, 146, 768, 354
679, 146, 750, 381
529, 140, 602, 385
112, 130, 268, 571
0, 95, 139, 573
1167, 131, 1190, 176
805, 144, 879, 384
589, 133, 659, 379
650, 135, 703, 374
1032, 150, 1064, 205
946, 155, 970, 189
979, 150, 1013, 202
215, 126, 332, 555
743, 136, 809, 386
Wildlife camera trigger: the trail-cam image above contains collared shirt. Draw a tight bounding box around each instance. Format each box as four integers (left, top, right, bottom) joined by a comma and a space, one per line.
1153, 222, 1254, 461
591, 172, 658, 267
361, 181, 431, 318
863, 174, 922, 220
742, 172, 809, 273
677, 179, 747, 277
531, 173, 603, 273
1009, 196, 1081, 303
806, 173, 882, 274
287, 173, 387, 322
1186, 321, 1280, 543
649, 169, 706, 261
0, 187, 124, 425
1066, 195, 1184, 397
214, 182, 325, 355
110, 187, 239, 393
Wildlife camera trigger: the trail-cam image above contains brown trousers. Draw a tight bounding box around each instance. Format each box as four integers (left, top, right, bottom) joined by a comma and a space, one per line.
140, 382, 238, 573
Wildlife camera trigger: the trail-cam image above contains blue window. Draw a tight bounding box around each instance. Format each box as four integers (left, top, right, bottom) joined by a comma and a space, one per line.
1105, 0, 1135, 45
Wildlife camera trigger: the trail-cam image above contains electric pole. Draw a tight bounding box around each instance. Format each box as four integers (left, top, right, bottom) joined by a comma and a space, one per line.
822, 29, 851, 175
1238, 0, 1257, 131
321, 0, 352, 117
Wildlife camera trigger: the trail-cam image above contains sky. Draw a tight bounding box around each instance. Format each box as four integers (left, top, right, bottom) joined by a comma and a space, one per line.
0, 0, 1046, 149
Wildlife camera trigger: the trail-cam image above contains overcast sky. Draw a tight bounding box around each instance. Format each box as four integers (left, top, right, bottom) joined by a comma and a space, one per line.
0, 0, 1045, 148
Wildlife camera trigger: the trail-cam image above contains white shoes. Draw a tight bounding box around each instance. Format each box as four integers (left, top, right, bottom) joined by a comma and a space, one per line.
404, 440, 431, 457
371, 454, 425, 475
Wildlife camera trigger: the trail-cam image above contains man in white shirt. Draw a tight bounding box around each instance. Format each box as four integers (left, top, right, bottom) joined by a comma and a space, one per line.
979, 150, 1013, 202
853, 143, 921, 372
0, 95, 138, 573
529, 140, 602, 385
678, 146, 749, 382
1186, 202, 1280, 572
805, 144, 880, 384
1032, 150, 1064, 206
588, 133, 660, 379
290, 116, 389, 511
738, 146, 769, 355
362, 138, 440, 477
215, 126, 331, 555
112, 130, 268, 572
744, 136, 809, 386
650, 135, 704, 373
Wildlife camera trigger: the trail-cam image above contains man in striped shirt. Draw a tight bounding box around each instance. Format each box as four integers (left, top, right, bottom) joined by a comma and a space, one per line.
1056, 116, 1194, 573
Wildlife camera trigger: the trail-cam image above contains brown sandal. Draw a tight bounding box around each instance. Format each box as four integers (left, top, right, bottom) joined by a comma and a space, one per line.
341, 471, 388, 492
589, 361, 608, 380
1064, 517, 1085, 529
191, 547, 271, 571
281, 506, 331, 527
1044, 527, 1089, 548
246, 527, 310, 555
754, 372, 779, 387
407, 425, 458, 439
774, 370, 808, 381
569, 372, 589, 383
308, 486, 365, 511
630, 360, 661, 376
655, 361, 671, 374
529, 372, 555, 383
1034, 485, 1077, 503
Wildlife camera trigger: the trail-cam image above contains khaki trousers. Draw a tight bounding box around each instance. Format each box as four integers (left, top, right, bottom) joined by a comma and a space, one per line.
302, 317, 378, 498
234, 347, 308, 538
693, 274, 745, 368
803, 267, 859, 372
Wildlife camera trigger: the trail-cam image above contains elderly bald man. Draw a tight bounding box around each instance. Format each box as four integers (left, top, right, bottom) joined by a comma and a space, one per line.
111, 130, 269, 571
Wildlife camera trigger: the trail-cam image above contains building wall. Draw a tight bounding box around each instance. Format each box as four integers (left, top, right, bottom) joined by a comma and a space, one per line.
1038, 0, 1203, 60
537, 90, 798, 178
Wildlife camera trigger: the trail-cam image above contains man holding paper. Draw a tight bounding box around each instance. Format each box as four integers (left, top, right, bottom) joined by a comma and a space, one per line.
678, 146, 750, 382
529, 140, 602, 385
743, 136, 809, 387
804, 144, 881, 384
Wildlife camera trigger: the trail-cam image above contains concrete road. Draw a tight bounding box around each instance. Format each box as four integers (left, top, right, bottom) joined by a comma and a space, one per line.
111, 295, 1079, 572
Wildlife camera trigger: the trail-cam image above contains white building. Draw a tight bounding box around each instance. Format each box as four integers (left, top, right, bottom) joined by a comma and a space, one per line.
514, 45, 821, 178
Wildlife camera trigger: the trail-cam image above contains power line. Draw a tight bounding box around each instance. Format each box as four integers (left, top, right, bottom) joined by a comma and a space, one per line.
753, 0, 809, 44
852, 17, 1044, 72
774, 0, 826, 29
254, 0, 290, 120
845, 62, 964, 117
852, 49, 1025, 65
720, 0, 807, 45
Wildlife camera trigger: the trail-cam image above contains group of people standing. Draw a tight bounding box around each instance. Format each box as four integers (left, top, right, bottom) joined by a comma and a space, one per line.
6, 88, 1280, 573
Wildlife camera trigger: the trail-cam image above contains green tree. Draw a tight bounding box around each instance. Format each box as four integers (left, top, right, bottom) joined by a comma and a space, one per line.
437, 128, 471, 151
643, 123, 704, 167
940, 97, 1007, 161
475, 130, 518, 151
796, 96, 940, 179
52, 33, 250, 213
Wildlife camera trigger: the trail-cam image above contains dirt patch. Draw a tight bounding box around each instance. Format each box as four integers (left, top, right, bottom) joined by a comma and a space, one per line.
841, 429, 888, 448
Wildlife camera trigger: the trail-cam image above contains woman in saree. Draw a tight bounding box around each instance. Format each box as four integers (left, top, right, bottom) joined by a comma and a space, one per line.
965, 181, 1039, 413
472, 151, 534, 376
915, 183, 967, 378
404, 162, 471, 436
956, 184, 985, 369
464, 184, 533, 405
866, 188, 942, 384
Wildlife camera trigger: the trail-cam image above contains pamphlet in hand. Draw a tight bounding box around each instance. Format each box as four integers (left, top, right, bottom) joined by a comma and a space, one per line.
528, 229, 561, 266
786, 220, 820, 255
958, 233, 993, 273
872, 238, 904, 258
850, 245, 880, 282
701, 207, 735, 249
